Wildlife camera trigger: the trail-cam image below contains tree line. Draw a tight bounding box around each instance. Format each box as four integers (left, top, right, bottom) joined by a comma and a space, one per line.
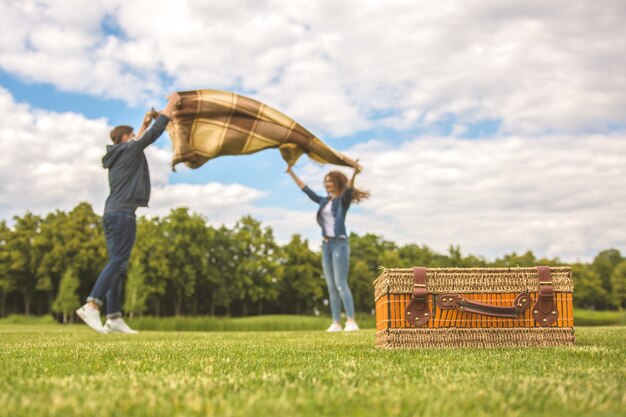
0, 202, 624, 321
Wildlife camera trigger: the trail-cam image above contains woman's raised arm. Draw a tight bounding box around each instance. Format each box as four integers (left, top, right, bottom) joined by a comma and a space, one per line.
348, 162, 362, 188
287, 166, 323, 203
286, 166, 306, 189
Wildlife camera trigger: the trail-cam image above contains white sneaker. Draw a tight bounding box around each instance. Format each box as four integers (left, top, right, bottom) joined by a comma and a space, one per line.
104, 318, 139, 334
76, 304, 107, 334
326, 322, 343, 333
344, 321, 360, 332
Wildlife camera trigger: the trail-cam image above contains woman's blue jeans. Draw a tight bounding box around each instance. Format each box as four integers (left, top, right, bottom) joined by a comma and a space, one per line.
321, 237, 355, 322
87, 209, 136, 319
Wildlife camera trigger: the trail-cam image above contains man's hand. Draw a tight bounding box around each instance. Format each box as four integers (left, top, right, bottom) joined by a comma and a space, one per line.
162, 92, 182, 119
142, 113, 152, 128
135, 112, 154, 139
168, 92, 181, 106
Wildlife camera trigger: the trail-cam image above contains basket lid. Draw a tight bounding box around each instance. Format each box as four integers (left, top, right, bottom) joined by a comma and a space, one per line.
374, 266, 573, 301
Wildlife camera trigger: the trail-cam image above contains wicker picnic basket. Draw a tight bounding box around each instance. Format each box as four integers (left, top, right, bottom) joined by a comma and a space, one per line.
374, 266, 575, 348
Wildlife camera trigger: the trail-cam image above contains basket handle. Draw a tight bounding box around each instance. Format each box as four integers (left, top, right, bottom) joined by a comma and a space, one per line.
437, 292, 531, 318
404, 265, 559, 326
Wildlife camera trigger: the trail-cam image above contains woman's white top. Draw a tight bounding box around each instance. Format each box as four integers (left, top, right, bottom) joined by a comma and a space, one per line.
321, 200, 335, 237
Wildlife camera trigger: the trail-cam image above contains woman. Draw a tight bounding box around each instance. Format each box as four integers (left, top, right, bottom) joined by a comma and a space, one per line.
287, 165, 370, 332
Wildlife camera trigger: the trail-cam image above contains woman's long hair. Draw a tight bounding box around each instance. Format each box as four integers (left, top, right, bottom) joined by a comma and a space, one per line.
325, 171, 370, 203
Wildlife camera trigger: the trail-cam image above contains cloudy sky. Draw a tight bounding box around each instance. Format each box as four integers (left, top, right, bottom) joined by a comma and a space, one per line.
0, 0, 624, 262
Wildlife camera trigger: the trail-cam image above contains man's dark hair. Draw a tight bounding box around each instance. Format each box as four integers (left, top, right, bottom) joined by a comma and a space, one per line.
110, 125, 133, 145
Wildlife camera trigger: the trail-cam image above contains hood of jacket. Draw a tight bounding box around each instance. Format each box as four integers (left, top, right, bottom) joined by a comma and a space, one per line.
102, 143, 128, 169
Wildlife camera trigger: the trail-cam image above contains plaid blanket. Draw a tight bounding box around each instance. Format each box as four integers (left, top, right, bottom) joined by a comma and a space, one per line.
151, 90, 359, 170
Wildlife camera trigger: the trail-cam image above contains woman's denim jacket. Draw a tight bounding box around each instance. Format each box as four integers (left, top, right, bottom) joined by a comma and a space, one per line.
302, 185, 353, 238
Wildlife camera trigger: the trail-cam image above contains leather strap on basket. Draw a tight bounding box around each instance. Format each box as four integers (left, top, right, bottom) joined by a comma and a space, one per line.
437, 292, 531, 318
532, 266, 558, 326
404, 267, 431, 326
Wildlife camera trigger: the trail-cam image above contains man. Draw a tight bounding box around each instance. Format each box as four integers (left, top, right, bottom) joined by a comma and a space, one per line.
76, 93, 180, 334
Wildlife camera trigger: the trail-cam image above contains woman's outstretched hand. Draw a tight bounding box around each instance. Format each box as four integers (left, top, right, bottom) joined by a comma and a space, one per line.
286, 165, 305, 189
349, 160, 362, 188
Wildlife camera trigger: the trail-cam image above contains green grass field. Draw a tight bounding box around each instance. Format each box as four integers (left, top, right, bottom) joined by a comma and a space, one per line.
0, 324, 624, 417
1, 309, 623, 331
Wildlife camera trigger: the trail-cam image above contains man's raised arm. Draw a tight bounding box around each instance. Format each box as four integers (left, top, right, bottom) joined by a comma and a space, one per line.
136, 93, 181, 150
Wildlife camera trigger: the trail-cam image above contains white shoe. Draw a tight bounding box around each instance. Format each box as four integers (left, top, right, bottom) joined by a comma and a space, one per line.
326, 322, 343, 333
344, 321, 360, 332
104, 318, 139, 334
76, 304, 107, 334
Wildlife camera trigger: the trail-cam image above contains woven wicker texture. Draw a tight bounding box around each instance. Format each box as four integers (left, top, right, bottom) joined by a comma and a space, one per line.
376, 327, 575, 348
374, 267, 573, 301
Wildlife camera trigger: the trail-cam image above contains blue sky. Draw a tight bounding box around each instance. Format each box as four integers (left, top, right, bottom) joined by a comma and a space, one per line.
0, 67, 508, 211
0, 0, 624, 261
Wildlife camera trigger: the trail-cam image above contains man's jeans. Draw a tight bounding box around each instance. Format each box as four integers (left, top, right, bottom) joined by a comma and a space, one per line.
321, 237, 355, 322
87, 209, 136, 319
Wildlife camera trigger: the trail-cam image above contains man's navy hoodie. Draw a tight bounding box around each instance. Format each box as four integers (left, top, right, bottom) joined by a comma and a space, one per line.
102, 115, 170, 212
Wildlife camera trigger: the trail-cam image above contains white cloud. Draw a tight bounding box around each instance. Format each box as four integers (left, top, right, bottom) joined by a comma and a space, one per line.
296, 134, 626, 261
1, 0, 624, 135
0, 88, 266, 223
145, 182, 266, 225
0, 87, 110, 217
0, 0, 161, 104
1, 88, 624, 261
1, 1, 625, 262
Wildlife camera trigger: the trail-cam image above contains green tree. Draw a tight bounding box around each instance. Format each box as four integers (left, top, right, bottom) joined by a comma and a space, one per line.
5, 202, 626, 318
493, 250, 538, 267
278, 234, 324, 314
64, 203, 107, 299
349, 257, 375, 314
592, 249, 623, 298
35, 203, 106, 314
0, 221, 15, 317
6, 212, 43, 315
348, 233, 397, 313
32, 210, 67, 314
398, 243, 446, 267
206, 226, 238, 315
231, 216, 282, 315
124, 258, 150, 319
379, 248, 401, 268
130, 217, 171, 316
52, 268, 80, 323
161, 208, 212, 316
609, 260, 626, 309
190, 224, 234, 316
571, 263, 608, 309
